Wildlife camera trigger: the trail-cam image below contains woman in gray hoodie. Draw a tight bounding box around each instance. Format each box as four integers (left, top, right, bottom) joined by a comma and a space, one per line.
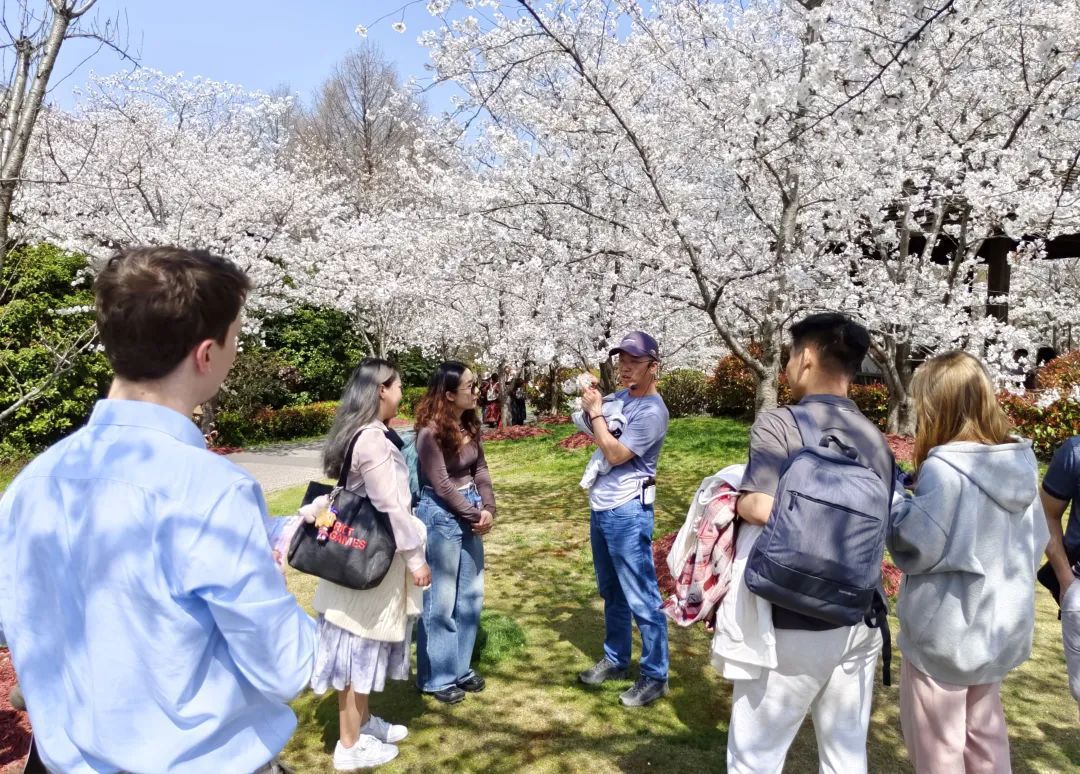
889, 351, 1049, 773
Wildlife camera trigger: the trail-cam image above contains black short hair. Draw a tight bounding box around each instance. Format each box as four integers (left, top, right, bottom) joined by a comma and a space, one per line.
789, 312, 869, 378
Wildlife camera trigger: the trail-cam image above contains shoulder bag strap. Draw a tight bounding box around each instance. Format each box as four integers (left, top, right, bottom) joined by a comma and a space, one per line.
337, 427, 381, 488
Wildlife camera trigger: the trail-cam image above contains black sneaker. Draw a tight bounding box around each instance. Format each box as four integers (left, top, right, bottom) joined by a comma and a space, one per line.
456, 673, 486, 693
578, 657, 629, 686
423, 685, 466, 704
619, 676, 669, 707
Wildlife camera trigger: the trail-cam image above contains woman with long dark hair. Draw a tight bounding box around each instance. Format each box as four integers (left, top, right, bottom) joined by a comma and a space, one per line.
306, 358, 430, 770
413, 362, 497, 704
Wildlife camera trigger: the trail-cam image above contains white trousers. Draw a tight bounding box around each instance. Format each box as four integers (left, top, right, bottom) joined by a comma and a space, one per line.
727, 623, 883, 774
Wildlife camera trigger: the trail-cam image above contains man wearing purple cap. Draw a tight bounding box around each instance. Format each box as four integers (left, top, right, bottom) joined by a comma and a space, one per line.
577, 331, 671, 707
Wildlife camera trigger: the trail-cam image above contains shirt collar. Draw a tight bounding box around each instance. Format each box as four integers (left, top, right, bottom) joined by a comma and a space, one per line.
88, 399, 207, 449
798, 393, 858, 409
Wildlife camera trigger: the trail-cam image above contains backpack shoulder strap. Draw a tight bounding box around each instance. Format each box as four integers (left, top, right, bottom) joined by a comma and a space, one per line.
786, 403, 822, 449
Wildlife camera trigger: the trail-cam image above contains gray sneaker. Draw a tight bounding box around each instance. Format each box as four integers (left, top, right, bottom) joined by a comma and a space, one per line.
578, 657, 629, 686
619, 676, 669, 707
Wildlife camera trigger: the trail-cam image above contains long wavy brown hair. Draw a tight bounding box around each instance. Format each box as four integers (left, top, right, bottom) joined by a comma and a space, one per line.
911, 350, 1013, 469
414, 361, 481, 452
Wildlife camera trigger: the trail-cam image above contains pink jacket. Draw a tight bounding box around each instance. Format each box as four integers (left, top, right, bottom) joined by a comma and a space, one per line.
662, 482, 738, 627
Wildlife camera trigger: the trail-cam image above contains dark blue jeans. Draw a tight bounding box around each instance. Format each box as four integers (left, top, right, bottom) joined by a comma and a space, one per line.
416, 485, 485, 692
590, 499, 669, 681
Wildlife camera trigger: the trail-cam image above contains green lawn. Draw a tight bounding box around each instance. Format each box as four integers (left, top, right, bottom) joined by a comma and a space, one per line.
0, 460, 26, 494
272, 418, 1079, 773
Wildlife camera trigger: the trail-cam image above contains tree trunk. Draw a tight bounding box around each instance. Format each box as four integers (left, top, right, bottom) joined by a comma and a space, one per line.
873, 339, 916, 436
984, 237, 1012, 323
753, 362, 781, 413
751, 325, 783, 413
198, 398, 218, 443
0, 5, 83, 273
885, 386, 915, 436
498, 363, 511, 427
599, 358, 617, 394
548, 363, 560, 414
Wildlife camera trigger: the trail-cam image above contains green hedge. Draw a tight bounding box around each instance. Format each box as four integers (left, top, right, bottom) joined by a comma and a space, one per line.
218, 343, 303, 415
399, 386, 426, 417
215, 401, 338, 447
658, 369, 711, 417
0, 244, 112, 461
999, 392, 1080, 461
391, 347, 441, 388
259, 307, 366, 404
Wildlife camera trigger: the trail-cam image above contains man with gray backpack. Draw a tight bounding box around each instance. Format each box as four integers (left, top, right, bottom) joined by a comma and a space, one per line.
728, 313, 895, 774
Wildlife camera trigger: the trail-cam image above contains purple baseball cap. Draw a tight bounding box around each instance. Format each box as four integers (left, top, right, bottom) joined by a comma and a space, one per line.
609, 331, 661, 361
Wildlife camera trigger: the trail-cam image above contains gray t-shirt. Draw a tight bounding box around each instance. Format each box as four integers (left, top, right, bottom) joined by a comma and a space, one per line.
1042, 435, 1080, 558
588, 389, 669, 511
741, 394, 895, 630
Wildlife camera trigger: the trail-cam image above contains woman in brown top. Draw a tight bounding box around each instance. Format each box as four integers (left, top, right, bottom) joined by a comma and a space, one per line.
414, 361, 497, 704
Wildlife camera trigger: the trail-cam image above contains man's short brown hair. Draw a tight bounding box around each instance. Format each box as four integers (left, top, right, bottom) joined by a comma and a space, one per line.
95, 246, 251, 381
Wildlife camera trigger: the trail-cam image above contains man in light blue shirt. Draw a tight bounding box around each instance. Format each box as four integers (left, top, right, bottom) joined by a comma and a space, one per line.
0, 247, 316, 773
577, 331, 670, 708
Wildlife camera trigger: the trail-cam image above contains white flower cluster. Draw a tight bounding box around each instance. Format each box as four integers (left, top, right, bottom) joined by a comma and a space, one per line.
562, 373, 598, 395
1035, 389, 1062, 411
47, 305, 93, 316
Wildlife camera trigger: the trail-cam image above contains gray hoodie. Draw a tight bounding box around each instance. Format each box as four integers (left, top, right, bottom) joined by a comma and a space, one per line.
888, 440, 1050, 686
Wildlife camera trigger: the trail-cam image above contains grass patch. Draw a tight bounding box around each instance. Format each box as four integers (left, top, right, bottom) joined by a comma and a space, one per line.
272, 415, 1078, 772
265, 482, 318, 517
473, 611, 527, 669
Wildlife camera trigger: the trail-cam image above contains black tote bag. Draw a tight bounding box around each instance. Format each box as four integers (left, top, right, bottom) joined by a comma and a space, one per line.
287, 429, 397, 590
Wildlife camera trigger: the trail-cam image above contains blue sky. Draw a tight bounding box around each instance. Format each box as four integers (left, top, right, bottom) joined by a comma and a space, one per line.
50, 1, 454, 111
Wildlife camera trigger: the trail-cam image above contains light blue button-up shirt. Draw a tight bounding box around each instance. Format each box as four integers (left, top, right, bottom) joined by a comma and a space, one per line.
0, 400, 316, 773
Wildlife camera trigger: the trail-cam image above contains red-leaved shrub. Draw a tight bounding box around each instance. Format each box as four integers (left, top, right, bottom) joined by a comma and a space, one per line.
1036, 350, 1080, 391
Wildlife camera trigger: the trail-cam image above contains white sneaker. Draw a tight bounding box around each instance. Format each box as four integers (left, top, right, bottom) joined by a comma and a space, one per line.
332, 735, 399, 771
360, 714, 409, 743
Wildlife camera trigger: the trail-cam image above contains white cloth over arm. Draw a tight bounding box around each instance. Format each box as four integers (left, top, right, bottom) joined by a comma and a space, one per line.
575, 397, 627, 490
711, 521, 777, 680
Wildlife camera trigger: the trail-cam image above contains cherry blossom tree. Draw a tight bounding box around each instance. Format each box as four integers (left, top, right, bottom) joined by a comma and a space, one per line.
417, 0, 1080, 414
0, 0, 131, 273
19, 69, 338, 309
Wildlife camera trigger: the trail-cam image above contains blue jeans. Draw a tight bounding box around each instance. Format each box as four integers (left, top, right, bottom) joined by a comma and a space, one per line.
416, 485, 485, 692
590, 499, 669, 681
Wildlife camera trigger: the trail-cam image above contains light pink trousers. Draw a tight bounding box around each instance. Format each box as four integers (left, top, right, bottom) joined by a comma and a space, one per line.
899, 659, 1012, 773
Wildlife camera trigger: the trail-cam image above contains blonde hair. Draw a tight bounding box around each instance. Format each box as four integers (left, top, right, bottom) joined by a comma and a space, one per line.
911, 350, 1012, 469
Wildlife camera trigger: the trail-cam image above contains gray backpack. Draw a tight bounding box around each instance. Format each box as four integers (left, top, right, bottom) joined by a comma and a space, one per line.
744, 404, 893, 682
